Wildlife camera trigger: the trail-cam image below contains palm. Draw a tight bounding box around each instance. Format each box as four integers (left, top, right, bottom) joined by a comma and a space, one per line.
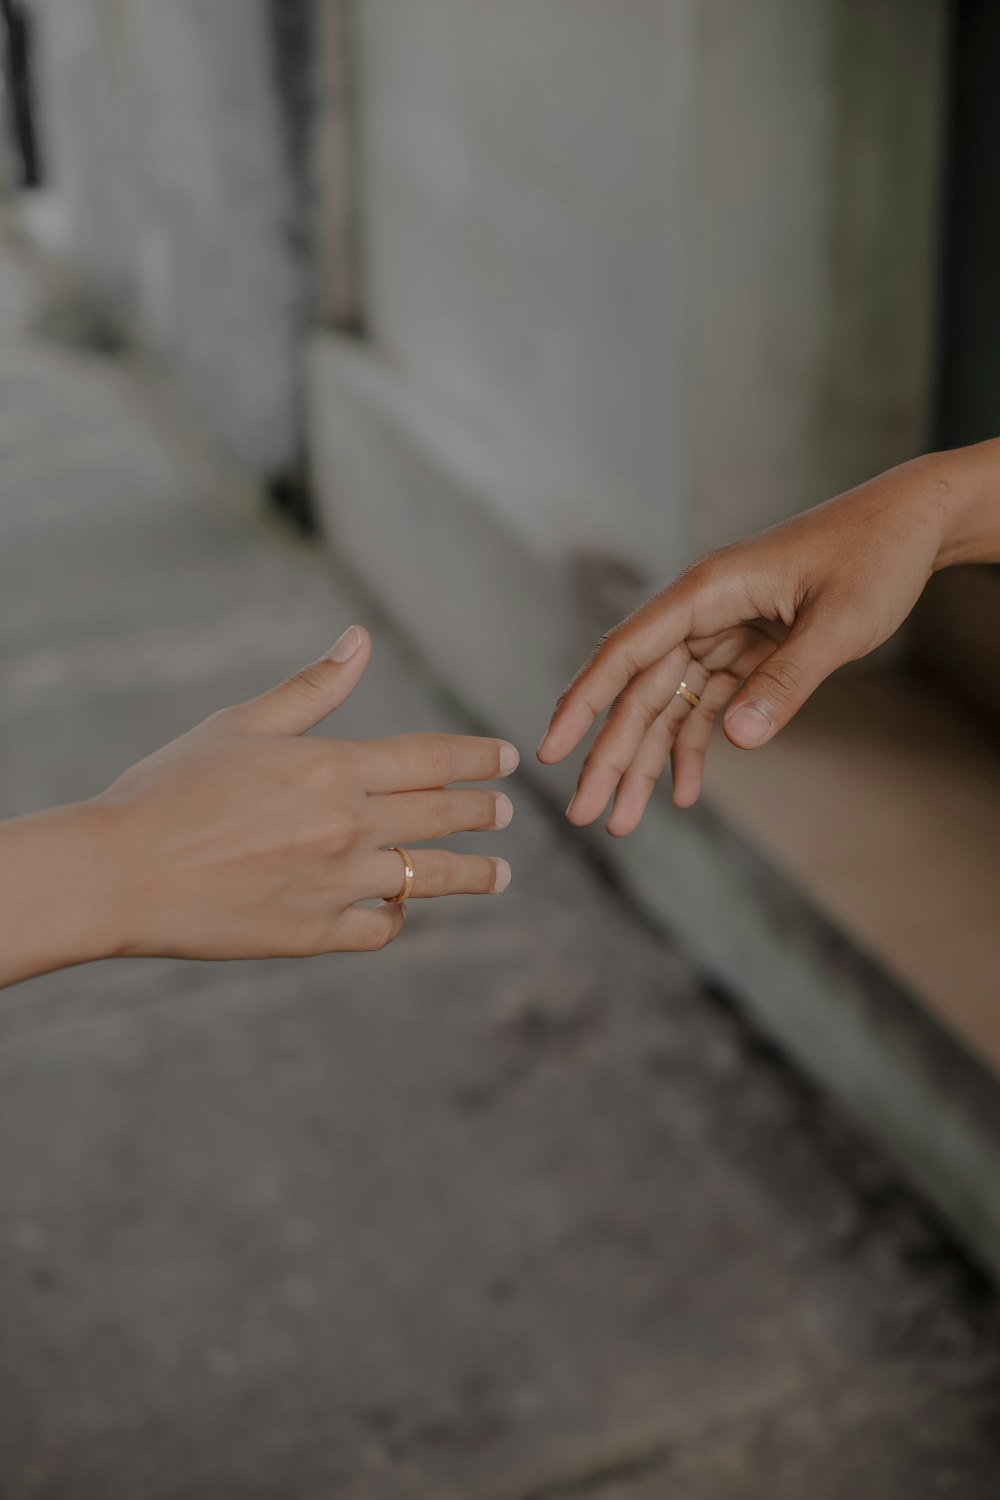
689, 618, 789, 678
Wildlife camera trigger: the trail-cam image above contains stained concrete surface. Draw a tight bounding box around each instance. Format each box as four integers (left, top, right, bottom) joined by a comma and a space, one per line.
1, 224, 999, 1499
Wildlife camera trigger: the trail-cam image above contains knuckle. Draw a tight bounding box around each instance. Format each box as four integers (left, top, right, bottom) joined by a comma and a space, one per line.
683, 551, 721, 586
583, 742, 626, 780
326, 784, 366, 842
755, 657, 804, 703
599, 626, 639, 676
426, 791, 454, 836
203, 705, 237, 733
369, 917, 399, 952
626, 688, 661, 733
434, 792, 458, 840
474, 792, 499, 831
426, 736, 455, 785
679, 550, 741, 605
580, 747, 598, 779
284, 664, 329, 705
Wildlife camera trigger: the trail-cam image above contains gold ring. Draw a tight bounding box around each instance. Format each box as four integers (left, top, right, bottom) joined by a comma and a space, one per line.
386, 846, 416, 904
675, 681, 701, 709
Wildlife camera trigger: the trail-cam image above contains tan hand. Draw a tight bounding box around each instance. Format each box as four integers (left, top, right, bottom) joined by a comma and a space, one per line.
538, 456, 953, 834
96, 627, 518, 959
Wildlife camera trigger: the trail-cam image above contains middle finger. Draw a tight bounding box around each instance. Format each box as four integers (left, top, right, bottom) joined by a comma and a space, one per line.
357, 734, 519, 793
568, 648, 700, 825
369, 788, 513, 844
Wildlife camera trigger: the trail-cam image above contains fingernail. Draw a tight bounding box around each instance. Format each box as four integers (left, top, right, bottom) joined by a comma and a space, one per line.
565, 793, 579, 819
493, 859, 512, 894
725, 703, 772, 747
326, 626, 362, 663
499, 743, 520, 775
494, 794, 514, 829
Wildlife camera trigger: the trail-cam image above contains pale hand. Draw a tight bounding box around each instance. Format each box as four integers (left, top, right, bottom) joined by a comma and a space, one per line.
0, 627, 518, 984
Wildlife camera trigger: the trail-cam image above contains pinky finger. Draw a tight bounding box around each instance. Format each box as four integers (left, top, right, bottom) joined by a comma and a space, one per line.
670, 671, 737, 808
329, 902, 407, 953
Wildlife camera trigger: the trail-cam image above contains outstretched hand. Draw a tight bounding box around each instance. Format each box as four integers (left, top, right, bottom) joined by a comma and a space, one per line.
91, 626, 518, 963
538, 456, 954, 834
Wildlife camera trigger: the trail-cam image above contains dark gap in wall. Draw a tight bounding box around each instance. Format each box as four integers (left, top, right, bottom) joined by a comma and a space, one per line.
267, 466, 318, 537
934, 0, 1000, 448
913, 0, 1000, 730
266, 0, 319, 531
1, 0, 43, 188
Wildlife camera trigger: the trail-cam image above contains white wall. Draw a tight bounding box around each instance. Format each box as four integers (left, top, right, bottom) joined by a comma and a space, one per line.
348, 0, 945, 579
692, 0, 946, 551
32, 0, 304, 478
355, 0, 696, 580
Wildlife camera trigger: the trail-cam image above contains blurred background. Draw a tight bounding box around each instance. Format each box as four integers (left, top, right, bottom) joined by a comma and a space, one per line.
2, 2, 1000, 1496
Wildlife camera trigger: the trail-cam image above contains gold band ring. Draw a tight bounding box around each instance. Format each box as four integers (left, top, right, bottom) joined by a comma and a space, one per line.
386, 847, 416, 904
675, 681, 701, 710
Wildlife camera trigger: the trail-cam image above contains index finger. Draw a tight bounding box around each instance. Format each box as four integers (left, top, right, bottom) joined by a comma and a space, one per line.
537, 589, 696, 765
357, 733, 520, 793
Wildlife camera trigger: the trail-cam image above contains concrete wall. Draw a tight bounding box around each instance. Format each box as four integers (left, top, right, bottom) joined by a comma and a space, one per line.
355, 0, 695, 580
691, 0, 946, 551
343, 0, 946, 582
31, 0, 308, 479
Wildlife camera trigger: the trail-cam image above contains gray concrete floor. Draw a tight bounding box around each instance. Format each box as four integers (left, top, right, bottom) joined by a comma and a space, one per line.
1, 222, 999, 1500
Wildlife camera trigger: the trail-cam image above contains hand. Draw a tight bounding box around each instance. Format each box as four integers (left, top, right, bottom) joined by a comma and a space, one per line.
538, 454, 957, 834
93, 626, 518, 961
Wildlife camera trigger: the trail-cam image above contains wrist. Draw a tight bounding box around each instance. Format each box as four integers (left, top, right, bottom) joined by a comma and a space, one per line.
42, 800, 129, 968
73, 799, 133, 963
928, 439, 1000, 570
0, 800, 127, 987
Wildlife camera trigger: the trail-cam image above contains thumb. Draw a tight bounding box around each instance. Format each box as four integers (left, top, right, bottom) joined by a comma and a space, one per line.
723, 612, 848, 749
232, 626, 372, 736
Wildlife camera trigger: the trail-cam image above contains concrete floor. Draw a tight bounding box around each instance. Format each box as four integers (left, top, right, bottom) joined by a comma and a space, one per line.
1, 223, 1000, 1500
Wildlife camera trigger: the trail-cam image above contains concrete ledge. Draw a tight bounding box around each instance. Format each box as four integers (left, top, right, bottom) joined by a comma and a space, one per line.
308, 332, 1000, 1279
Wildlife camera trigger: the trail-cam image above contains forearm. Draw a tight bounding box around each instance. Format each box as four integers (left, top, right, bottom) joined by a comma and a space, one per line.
933, 438, 1000, 569
0, 802, 122, 987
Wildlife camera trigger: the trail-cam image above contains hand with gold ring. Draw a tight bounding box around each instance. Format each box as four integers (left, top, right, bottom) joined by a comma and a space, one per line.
0, 626, 517, 986
538, 442, 1000, 833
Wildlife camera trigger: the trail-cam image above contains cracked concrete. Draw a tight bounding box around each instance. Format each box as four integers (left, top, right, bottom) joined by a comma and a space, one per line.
1, 221, 999, 1499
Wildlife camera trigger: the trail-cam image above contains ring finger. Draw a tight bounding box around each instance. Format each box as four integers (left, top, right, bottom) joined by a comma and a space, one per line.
568, 645, 691, 824
369, 846, 512, 901
670, 668, 740, 808
605, 660, 710, 835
